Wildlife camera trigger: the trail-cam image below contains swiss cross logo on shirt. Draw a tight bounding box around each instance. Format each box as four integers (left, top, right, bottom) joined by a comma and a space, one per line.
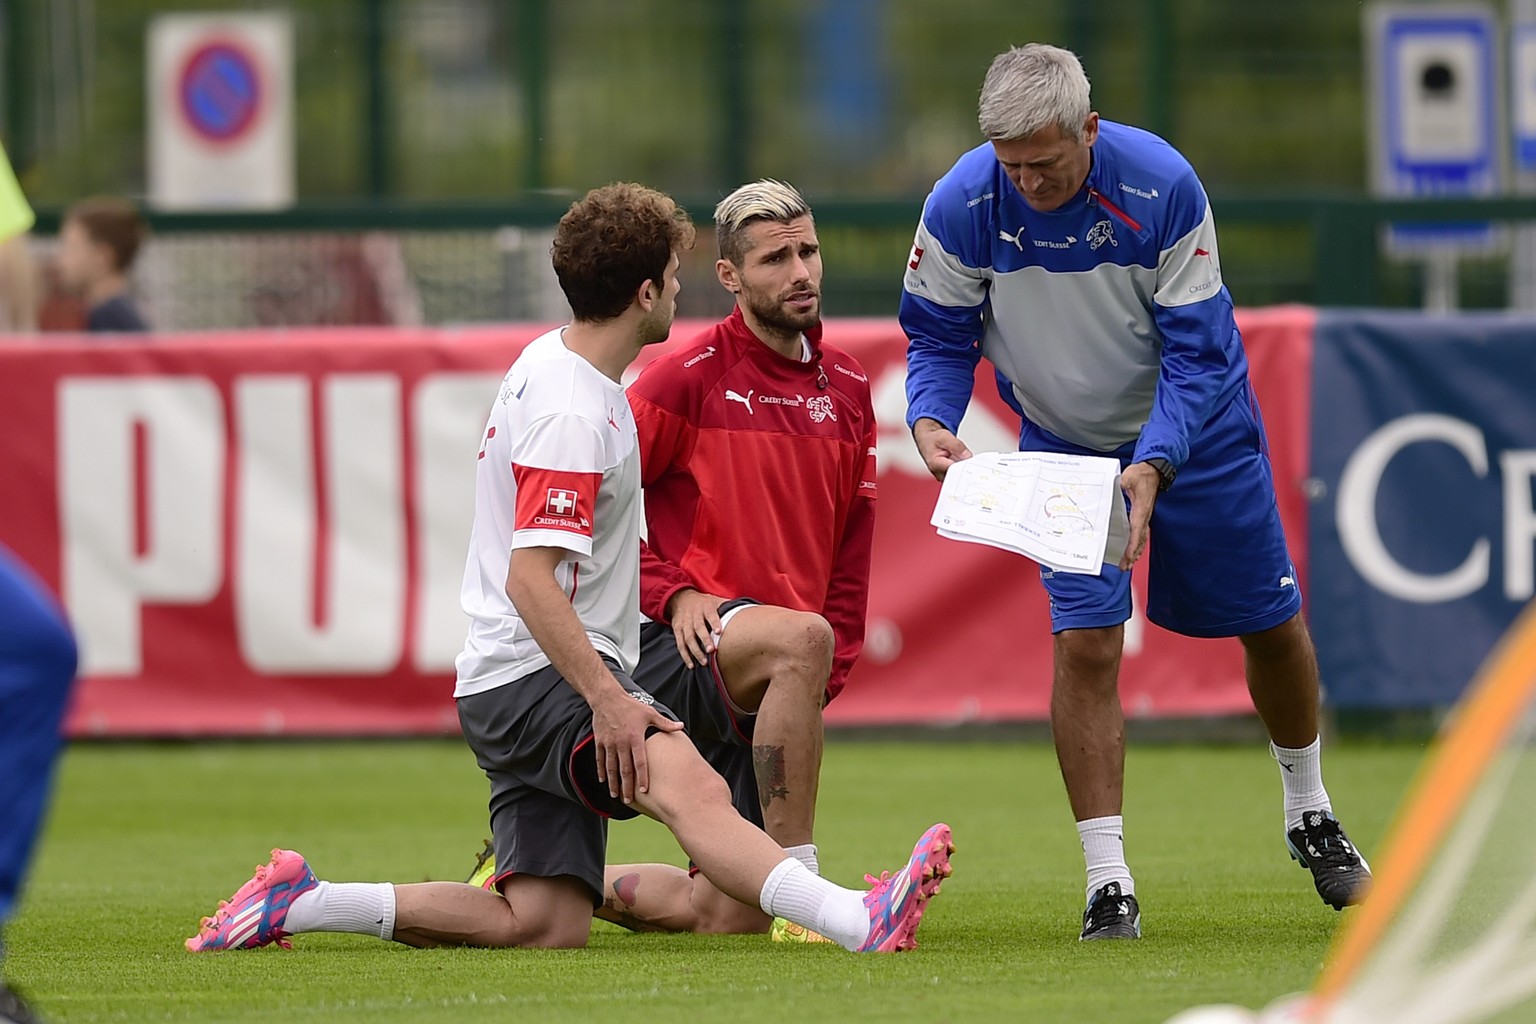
908, 245, 925, 271
513, 466, 598, 539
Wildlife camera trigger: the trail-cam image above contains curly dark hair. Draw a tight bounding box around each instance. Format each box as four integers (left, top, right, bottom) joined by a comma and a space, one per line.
551, 183, 696, 322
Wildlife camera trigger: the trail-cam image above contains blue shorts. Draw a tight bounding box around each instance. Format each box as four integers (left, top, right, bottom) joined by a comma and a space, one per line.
1024, 382, 1302, 639
0, 545, 77, 924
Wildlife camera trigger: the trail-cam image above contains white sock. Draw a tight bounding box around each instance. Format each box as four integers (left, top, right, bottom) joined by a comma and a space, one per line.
1272, 737, 1331, 831
758, 857, 869, 950
285, 881, 396, 940
1078, 816, 1134, 902
783, 843, 819, 874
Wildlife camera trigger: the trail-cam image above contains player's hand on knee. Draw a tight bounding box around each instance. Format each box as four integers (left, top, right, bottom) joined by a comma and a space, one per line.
665, 588, 725, 669
1118, 462, 1161, 570
592, 689, 683, 804
912, 417, 973, 482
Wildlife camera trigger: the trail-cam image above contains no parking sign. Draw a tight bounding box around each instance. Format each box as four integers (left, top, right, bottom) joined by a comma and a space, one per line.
179, 42, 264, 143
149, 14, 293, 210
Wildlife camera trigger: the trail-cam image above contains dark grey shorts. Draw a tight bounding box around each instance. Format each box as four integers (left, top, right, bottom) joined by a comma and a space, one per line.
456, 659, 680, 905
630, 597, 763, 830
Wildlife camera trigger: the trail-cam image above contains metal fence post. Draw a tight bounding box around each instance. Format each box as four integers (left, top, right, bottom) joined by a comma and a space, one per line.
517, 0, 549, 191
3, 0, 31, 173
1064, 0, 1095, 74
1510, 0, 1536, 310
364, 0, 392, 197
718, 0, 749, 190
1141, 0, 1175, 142
1312, 198, 1379, 306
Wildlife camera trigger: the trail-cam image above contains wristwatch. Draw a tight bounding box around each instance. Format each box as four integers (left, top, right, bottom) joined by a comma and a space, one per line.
1145, 457, 1176, 493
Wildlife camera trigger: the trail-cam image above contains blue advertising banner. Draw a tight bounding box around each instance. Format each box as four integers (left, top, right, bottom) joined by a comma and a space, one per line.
1309, 312, 1536, 707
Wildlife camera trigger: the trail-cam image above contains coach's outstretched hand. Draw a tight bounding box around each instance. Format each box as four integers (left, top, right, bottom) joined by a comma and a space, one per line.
592, 686, 683, 804
666, 588, 727, 669
1118, 462, 1161, 571
912, 417, 973, 482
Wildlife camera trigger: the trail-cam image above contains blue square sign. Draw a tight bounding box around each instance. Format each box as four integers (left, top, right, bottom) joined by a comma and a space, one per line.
1367, 5, 1502, 253
1513, 22, 1536, 171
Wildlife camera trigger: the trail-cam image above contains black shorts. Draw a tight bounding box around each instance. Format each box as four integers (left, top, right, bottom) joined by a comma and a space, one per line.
631, 597, 764, 829
456, 659, 681, 905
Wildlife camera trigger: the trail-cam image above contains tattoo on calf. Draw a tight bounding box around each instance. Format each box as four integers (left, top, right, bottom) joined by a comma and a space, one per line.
600, 872, 662, 933
612, 872, 640, 907
753, 744, 790, 808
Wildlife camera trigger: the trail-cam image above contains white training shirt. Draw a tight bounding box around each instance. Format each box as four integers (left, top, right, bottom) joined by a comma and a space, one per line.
454, 328, 642, 698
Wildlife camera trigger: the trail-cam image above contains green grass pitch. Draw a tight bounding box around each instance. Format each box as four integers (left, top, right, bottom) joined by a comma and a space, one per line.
9, 738, 1422, 1022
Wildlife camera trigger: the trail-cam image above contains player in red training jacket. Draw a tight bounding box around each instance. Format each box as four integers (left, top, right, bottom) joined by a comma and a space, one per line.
610, 178, 878, 936
470, 179, 880, 938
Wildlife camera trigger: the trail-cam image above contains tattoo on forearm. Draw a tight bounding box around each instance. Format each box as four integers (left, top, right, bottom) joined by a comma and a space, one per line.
753, 744, 790, 809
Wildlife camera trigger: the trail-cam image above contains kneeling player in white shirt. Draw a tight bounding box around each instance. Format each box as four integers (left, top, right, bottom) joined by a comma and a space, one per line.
186, 182, 953, 955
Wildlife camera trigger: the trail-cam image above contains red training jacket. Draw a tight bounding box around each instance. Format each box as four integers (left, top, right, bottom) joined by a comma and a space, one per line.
628, 307, 878, 699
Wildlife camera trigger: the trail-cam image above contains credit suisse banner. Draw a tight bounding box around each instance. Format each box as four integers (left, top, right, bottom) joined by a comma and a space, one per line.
0, 312, 1312, 736
1308, 312, 1536, 708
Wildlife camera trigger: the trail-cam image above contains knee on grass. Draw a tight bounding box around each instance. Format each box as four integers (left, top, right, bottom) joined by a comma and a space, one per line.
473, 914, 592, 950
512, 920, 592, 949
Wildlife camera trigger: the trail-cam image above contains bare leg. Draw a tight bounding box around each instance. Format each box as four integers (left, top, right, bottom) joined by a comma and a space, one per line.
1241, 613, 1320, 748
595, 864, 687, 932
390, 875, 593, 949
631, 731, 948, 953
713, 607, 833, 846
629, 731, 808, 906
595, 864, 768, 934
599, 607, 831, 935
1050, 625, 1127, 821
309, 738, 777, 949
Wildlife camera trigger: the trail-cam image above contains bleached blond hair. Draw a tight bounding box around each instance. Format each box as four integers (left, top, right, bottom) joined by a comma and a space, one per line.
977, 43, 1093, 142
713, 179, 812, 264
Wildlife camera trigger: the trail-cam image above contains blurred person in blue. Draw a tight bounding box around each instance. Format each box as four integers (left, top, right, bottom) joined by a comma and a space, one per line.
900, 43, 1370, 941
55, 196, 149, 332
0, 143, 79, 1024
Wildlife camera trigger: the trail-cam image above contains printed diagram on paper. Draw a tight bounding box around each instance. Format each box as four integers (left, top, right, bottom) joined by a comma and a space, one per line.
953, 465, 1098, 535
929, 451, 1128, 574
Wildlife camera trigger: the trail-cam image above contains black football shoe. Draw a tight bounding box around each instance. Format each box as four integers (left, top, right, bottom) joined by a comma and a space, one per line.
1079, 881, 1142, 941
1287, 809, 1372, 910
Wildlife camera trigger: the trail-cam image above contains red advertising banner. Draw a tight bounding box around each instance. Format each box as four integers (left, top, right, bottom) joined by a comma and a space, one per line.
0, 311, 1313, 735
